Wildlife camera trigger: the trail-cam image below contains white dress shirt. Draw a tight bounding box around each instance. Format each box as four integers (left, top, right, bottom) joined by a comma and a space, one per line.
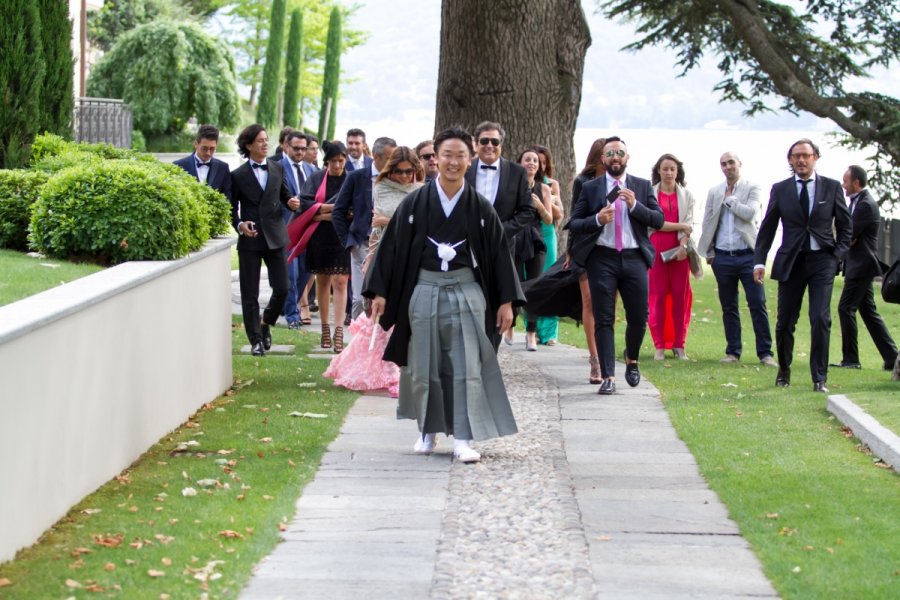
714, 180, 749, 251
435, 177, 464, 218
596, 173, 638, 249
193, 153, 210, 184
475, 159, 500, 205
250, 159, 268, 189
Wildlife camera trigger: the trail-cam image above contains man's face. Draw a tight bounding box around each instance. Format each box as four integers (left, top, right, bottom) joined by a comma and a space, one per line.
476, 129, 502, 165
246, 130, 268, 161
842, 169, 861, 196
719, 153, 741, 183
194, 138, 217, 162
287, 137, 307, 163
602, 141, 628, 177
418, 144, 438, 177
789, 143, 818, 179
305, 142, 319, 163
346, 135, 364, 159
373, 145, 396, 172
436, 138, 471, 184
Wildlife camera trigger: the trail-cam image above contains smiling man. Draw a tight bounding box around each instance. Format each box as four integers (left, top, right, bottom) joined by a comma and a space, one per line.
753, 139, 852, 392
364, 127, 524, 463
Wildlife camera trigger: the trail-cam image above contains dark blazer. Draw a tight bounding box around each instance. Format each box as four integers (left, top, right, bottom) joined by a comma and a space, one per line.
331, 167, 373, 249
567, 174, 664, 268
754, 174, 852, 281
345, 155, 373, 173
230, 159, 294, 251
844, 188, 883, 280
465, 158, 534, 248
173, 154, 232, 199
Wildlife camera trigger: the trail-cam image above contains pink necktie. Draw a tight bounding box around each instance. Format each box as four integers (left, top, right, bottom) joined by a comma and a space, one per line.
613, 182, 623, 251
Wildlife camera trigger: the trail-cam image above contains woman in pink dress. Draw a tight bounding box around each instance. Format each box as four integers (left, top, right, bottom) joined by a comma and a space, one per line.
648, 153, 696, 360
324, 147, 424, 396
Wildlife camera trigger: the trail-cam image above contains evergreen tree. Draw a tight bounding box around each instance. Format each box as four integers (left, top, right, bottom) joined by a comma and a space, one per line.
282, 8, 303, 128
256, 0, 286, 129
318, 5, 341, 141
0, 0, 45, 168
37, 0, 74, 138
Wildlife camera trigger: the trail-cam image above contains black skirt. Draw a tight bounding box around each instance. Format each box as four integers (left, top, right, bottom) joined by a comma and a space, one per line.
306, 222, 350, 275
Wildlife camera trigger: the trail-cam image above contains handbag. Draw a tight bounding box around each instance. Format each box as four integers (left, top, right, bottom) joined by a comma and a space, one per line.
287, 173, 331, 262
881, 258, 900, 304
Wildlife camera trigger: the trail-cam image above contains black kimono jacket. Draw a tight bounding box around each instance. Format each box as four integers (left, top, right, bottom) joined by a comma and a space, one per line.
363, 181, 525, 366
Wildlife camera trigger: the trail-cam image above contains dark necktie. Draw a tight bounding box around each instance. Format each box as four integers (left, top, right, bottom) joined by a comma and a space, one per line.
799, 179, 811, 250
252, 162, 268, 171
849, 193, 858, 215
293, 163, 303, 187
480, 164, 497, 170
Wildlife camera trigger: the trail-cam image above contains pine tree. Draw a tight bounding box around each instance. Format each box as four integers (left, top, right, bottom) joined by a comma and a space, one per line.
37, 0, 74, 138
318, 6, 341, 141
256, 0, 286, 129
282, 8, 303, 128
0, 0, 45, 168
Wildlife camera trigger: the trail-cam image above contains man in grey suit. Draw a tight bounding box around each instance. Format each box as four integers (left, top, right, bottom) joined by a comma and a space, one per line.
753, 139, 852, 392
833, 165, 897, 371
568, 136, 664, 395
698, 152, 775, 366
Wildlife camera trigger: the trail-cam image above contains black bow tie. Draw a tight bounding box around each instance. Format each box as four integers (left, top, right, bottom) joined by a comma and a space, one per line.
252, 162, 268, 171
196, 162, 211, 169
480, 164, 497, 171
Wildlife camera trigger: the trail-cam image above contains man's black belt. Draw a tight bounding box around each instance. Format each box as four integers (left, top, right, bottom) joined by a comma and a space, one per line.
715, 247, 753, 256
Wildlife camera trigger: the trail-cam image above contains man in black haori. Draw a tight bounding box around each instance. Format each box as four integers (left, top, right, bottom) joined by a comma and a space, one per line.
364, 128, 524, 463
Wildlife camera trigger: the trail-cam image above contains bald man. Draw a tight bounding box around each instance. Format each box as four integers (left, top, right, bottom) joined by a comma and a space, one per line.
697, 152, 775, 366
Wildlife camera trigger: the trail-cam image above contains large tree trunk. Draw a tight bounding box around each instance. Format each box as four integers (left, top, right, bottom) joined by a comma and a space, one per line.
436, 0, 591, 250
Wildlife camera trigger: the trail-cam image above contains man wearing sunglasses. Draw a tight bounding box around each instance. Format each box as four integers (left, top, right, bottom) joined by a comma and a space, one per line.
416, 140, 439, 182
568, 137, 664, 395
332, 136, 397, 319
465, 121, 534, 256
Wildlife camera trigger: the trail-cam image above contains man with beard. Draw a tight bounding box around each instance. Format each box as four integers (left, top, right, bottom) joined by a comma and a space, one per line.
416, 139, 439, 183
568, 136, 664, 395
753, 139, 851, 392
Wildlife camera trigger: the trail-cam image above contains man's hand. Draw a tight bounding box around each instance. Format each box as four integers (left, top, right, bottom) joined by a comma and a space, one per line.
287, 196, 300, 211
753, 267, 765, 284
239, 221, 257, 237
597, 204, 615, 225
617, 187, 636, 209
372, 211, 391, 228
496, 302, 513, 333
370, 296, 386, 320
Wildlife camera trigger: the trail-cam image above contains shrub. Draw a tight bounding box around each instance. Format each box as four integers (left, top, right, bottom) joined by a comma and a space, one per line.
131, 130, 147, 152
0, 169, 48, 250
31, 161, 216, 264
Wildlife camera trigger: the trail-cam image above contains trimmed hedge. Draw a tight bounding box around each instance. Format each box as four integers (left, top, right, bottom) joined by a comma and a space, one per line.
28, 134, 231, 264
0, 170, 48, 250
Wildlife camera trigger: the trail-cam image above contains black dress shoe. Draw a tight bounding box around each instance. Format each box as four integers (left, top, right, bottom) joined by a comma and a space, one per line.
883, 360, 896, 371
261, 323, 272, 350
624, 361, 640, 387
597, 379, 616, 395
813, 381, 829, 393
251, 342, 266, 356
775, 369, 790, 387
829, 362, 861, 369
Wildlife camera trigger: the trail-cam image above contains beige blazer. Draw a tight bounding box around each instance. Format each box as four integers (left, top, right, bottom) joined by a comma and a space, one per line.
697, 178, 762, 260
651, 182, 695, 243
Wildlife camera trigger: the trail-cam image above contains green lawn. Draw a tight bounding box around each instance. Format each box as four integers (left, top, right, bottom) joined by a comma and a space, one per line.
0, 249, 103, 307
0, 320, 357, 598
558, 268, 900, 599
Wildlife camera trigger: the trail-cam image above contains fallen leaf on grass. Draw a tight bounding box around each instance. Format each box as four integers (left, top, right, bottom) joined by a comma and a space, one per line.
71, 547, 92, 557
84, 582, 105, 592
277, 523, 287, 532
778, 527, 797, 536
792, 566, 801, 573
66, 578, 82, 588
115, 474, 131, 485
39, 262, 61, 269
722, 382, 738, 388
182, 488, 198, 497
217, 449, 234, 455
765, 512, 779, 519
69, 559, 84, 569
233, 379, 255, 390
81, 508, 101, 515
0, 578, 12, 587
802, 545, 814, 551
161, 557, 172, 566
218, 530, 244, 539
288, 412, 328, 419
196, 479, 219, 488
173, 440, 201, 452
297, 382, 317, 388
93, 533, 123, 547
154, 534, 175, 545
259, 437, 273, 443
147, 569, 165, 578
104, 563, 116, 572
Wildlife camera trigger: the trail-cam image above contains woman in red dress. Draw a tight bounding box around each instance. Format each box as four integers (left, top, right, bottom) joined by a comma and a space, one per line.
648, 154, 696, 360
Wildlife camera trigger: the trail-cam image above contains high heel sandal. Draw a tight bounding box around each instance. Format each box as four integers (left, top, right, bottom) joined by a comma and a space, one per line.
320, 323, 331, 349
589, 355, 602, 384
299, 304, 312, 326
333, 326, 344, 353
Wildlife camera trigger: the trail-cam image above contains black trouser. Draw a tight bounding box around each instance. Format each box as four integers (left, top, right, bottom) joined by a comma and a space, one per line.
775, 251, 836, 384
516, 252, 545, 332
238, 247, 289, 345
586, 247, 648, 379
837, 276, 898, 366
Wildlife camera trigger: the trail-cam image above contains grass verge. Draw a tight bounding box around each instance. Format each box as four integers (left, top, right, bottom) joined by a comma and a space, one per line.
0, 249, 103, 307
557, 270, 900, 599
0, 319, 356, 598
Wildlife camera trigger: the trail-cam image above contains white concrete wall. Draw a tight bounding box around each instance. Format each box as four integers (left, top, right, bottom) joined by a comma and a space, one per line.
0, 237, 235, 563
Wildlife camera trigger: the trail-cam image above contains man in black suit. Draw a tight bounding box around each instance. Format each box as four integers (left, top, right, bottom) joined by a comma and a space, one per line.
173, 124, 231, 198
833, 165, 897, 371
231, 123, 300, 356
464, 121, 534, 255
753, 139, 852, 392
344, 128, 373, 172
332, 136, 396, 319
568, 137, 664, 395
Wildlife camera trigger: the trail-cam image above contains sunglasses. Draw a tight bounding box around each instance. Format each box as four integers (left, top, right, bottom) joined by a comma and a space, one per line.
391, 168, 416, 176
419, 153, 435, 160
479, 137, 501, 147
604, 149, 626, 158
